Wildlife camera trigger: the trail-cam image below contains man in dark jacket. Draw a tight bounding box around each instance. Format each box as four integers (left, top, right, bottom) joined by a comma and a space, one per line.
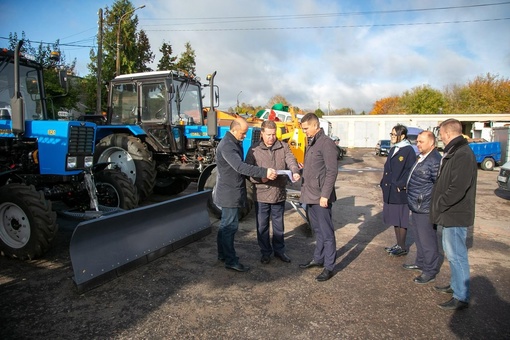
246, 120, 300, 264
215, 118, 277, 272
298, 113, 338, 282
404, 131, 441, 285
431, 119, 477, 310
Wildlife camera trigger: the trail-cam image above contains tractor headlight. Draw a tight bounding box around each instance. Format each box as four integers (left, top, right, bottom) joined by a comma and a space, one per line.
67, 156, 77, 169
84, 156, 93, 168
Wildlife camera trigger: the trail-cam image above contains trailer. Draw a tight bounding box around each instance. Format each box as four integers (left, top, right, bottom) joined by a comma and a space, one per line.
469, 141, 501, 171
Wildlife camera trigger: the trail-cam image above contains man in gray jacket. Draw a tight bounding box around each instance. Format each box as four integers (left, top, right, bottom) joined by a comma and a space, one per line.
246, 120, 301, 264
215, 118, 277, 272
298, 113, 339, 282
431, 118, 477, 310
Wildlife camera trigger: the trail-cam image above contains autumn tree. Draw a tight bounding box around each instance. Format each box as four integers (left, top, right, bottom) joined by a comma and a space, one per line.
267, 95, 291, 109
444, 73, 510, 113
369, 96, 401, 115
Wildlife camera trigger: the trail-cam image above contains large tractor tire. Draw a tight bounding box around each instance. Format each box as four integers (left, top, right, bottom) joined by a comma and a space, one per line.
0, 184, 58, 260
201, 167, 253, 220
95, 134, 157, 203
95, 170, 138, 210
153, 176, 191, 196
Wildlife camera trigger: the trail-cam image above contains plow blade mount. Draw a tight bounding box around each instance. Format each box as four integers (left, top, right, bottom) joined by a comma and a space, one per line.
70, 191, 212, 292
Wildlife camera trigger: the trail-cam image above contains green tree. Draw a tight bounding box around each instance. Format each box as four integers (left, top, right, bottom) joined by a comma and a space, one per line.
400, 85, 445, 114
314, 108, 324, 118
175, 42, 196, 75
157, 42, 178, 71
7, 33, 80, 118
86, 0, 152, 112
134, 30, 154, 72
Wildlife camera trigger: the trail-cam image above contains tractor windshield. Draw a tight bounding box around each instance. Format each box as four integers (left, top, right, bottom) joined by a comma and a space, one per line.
0, 60, 44, 121
170, 79, 202, 125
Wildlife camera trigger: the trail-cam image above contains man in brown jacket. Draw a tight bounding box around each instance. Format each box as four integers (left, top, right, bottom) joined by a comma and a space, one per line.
246, 120, 301, 264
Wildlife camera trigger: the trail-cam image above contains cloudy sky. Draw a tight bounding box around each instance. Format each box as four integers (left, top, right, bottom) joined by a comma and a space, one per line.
1, 0, 509, 113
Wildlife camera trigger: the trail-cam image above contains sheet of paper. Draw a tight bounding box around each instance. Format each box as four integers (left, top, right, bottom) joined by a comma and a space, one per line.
277, 170, 298, 183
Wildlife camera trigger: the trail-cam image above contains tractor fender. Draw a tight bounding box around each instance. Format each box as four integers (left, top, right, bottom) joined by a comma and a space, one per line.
197, 164, 217, 192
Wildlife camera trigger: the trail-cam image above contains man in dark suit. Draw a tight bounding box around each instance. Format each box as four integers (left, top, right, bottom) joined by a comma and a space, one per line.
215, 118, 277, 272
298, 113, 339, 282
404, 131, 441, 284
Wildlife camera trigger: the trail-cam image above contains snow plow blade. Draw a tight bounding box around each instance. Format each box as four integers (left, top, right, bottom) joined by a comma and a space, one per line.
70, 191, 212, 292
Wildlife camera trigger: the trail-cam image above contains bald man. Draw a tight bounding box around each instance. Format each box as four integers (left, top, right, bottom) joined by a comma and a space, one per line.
404, 131, 442, 285
215, 117, 277, 272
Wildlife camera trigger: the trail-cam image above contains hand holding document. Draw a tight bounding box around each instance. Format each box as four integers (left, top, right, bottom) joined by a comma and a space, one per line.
277, 170, 299, 183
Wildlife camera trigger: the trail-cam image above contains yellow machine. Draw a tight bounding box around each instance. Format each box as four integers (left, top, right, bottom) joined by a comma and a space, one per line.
210, 107, 307, 164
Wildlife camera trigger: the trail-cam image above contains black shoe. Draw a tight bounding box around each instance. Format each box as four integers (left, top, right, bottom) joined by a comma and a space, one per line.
438, 297, 469, 310
413, 274, 436, 285
260, 255, 270, 264
384, 244, 398, 253
225, 263, 250, 272
434, 285, 454, 294
389, 246, 408, 257
299, 260, 323, 269
402, 264, 422, 271
218, 256, 225, 262
275, 253, 291, 263
315, 269, 333, 282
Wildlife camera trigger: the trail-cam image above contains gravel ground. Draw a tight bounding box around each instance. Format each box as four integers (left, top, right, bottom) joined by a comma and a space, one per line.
1, 148, 509, 339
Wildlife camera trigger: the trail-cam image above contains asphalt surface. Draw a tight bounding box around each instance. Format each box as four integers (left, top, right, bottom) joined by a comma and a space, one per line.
0, 148, 509, 339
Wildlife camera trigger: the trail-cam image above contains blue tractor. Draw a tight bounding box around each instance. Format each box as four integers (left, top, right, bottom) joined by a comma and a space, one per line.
89, 70, 260, 217
0, 41, 137, 259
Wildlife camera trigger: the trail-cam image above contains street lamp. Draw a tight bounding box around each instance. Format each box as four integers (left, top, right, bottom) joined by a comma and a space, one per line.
236, 91, 243, 113
116, 4, 145, 76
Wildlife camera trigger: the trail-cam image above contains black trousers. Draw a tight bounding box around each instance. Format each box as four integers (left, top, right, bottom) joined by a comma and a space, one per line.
410, 212, 440, 277
307, 203, 337, 271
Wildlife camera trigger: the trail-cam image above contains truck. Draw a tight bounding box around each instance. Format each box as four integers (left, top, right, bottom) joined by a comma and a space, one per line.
88, 70, 260, 217
1, 41, 212, 291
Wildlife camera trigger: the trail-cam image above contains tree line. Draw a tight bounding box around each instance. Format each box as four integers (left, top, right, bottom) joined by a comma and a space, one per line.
369, 73, 510, 115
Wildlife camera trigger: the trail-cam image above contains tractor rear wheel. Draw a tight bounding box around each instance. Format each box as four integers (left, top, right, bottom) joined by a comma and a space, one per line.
95, 134, 157, 203
95, 170, 138, 210
0, 184, 57, 260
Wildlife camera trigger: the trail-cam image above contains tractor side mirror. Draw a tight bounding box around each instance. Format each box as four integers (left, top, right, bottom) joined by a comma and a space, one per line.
25, 77, 39, 94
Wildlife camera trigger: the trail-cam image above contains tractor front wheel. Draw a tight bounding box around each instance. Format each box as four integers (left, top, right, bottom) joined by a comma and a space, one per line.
0, 184, 57, 260
95, 134, 157, 203
95, 170, 138, 210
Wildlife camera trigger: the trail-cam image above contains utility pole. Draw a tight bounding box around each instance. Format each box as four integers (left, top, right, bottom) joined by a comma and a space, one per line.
96, 8, 103, 115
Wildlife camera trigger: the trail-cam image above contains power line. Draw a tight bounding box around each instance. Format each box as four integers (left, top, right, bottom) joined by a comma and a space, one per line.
144, 17, 510, 32
140, 1, 510, 24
